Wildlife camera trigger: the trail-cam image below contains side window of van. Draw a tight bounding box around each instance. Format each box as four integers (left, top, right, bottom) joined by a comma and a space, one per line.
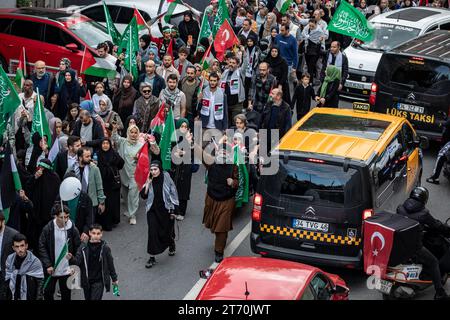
9, 19, 43, 41
439, 23, 450, 31
426, 25, 438, 33
372, 133, 405, 191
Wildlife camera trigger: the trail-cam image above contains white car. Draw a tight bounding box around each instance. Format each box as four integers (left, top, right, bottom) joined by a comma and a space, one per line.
342, 7, 450, 101
65, 0, 201, 38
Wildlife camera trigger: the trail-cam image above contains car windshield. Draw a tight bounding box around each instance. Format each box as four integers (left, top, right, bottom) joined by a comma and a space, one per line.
299, 114, 391, 140
68, 21, 111, 48
355, 23, 421, 51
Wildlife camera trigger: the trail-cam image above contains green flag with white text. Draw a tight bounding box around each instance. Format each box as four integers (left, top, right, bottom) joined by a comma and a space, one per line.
233, 145, 249, 208
0, 66, 20, 140
103, 1, 121, 45
197, 12, 212, 47
328, 0, 374, 43
212, 0, 230, 36
30, 88, 52, 146
118, 17, 139, 81
159, 107, 176, 171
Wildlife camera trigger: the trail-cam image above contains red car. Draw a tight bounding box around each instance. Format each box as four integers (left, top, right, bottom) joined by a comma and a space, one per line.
196, 257, 350, 300
0, 7, 111, 74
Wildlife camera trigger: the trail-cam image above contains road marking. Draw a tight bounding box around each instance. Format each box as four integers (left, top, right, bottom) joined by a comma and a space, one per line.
183, 220, 252, 300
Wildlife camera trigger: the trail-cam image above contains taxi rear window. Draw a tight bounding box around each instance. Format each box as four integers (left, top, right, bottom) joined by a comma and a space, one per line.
299, 114, 390, 140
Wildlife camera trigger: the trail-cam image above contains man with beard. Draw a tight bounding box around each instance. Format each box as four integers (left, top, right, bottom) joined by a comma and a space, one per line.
30, 61, 56, 105
156, 55, 180, 83
197, 72, 228, 131
26, 158, 61, 252
248, 62, 277, 115
72, 108, 105, 152
54, 135, 82, 180
133, 83, 160, 133
159, 26, 173, 60
179, 66, 200, 128
135, 60, 166, 98
220, 56, 245, 127
159, 74, 186, 120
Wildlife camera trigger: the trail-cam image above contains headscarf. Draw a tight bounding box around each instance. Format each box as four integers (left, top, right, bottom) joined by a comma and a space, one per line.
97, 97, 112, 117
264, 45, 283, 67
263, 13, 278, 38
320, 65, 341, 98
115, 75, 137, 112
60, 58, 71, 69
139, 34, 151, 50
123, 115, 138, 137
175, 118, 189, 130
126, 124, 140, 145
80, 100, 95, 116
98, 138, 114, 164
49, 117, 62, 143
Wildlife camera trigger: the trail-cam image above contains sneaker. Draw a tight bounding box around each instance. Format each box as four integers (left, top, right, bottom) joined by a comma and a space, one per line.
176, 215, 185, 221
426, 177, 440, 185
168, 249, 176, 256
129, 217, 136, 225
214, 251, 224, 263
145, 256, 156, 268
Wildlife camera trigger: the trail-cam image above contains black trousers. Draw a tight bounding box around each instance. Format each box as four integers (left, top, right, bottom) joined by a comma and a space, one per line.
83, 281, 104, 300
0, 279, 8, 301
416, 246, 443, 291
44, 275, 71, 301
305, 54, 320, 84
177, 200, 188, 217
244, 77, 252, 109
439, 249, 450, 275
430, 155, 446, 179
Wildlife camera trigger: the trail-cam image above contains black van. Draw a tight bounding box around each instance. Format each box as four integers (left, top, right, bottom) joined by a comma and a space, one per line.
370, 30, 450, 141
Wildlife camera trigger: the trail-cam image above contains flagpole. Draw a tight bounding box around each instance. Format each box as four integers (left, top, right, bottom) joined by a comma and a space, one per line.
36, 88, 44, 141
80, 47, 86, 75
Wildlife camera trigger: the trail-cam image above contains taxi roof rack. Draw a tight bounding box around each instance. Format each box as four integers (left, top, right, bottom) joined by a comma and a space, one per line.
343, 158, 351, 172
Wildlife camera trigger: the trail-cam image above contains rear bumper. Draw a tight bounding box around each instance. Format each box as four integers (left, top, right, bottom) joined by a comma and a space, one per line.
251, 232, 363, 268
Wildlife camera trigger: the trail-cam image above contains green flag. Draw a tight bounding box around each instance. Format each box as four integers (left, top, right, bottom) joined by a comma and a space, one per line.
159, 107, 176, 171
233, 145, 249, 208
118, 17, 139, 81
30, 88, 52, 146
197, 12, 212, 47
328, 0, 374, 43
43, 240, 68, 290
163, 0, 184, 24
276, 0, 294, 14
0, 66, 20, 139
212, 0, 230, 36
103, 1, 121, 45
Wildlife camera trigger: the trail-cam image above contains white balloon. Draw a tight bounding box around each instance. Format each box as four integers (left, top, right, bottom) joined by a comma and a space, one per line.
60, 177, 82, 201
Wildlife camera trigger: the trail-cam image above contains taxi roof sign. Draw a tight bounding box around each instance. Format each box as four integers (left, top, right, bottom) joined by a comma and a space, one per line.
353, 102, 370, 113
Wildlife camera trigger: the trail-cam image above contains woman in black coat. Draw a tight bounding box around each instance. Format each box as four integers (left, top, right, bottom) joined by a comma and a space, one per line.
264, 45, 291, 104
97, 138, 125, 230
58, 70, 80, 120
178, 12, 200, 47
170, 119, 193, 220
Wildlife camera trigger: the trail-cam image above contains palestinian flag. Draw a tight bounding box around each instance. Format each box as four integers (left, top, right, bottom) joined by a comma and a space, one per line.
276, 0, 294, 14
133, 7, 149, 31
200, 44, 215, 70
43, 239, 69, 290
14, 47, 27, 89
134, 142, 150, 191
150, 102, 166, 135
197, 12, 212, 47
81, 47, 117, 78
30, 88, 52, 146
118, 17, 139, 81
233, 145, 249, 208
162, 0, 184, 24
48, 137, 60, 164
159, 106, 177, 171
0, 65, 21, 139
83, 89, 92, 101
167, 39, 174, 65
0, 144, 22, 223
103, 1, 121, 45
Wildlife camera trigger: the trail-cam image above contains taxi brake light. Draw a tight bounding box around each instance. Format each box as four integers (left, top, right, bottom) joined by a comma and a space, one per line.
363, 209, 374, 220
252, 193, 263, 222
369, 83, 377, 106
307, 158, 325, 164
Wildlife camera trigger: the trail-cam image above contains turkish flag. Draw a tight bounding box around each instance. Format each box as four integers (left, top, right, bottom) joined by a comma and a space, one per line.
213, 19, 239, 62
134, 142, 150, 191
363, 219, 394, 277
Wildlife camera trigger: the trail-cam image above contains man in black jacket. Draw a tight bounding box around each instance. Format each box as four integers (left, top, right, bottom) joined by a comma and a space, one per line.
39, 204, 81, 300
319, 41, 349, 91
0, 213, 18, 300
248, 62, 277, 115
397, 186, 450, 300
54, 136, 82, 180
72, 110, 105, 152
74, 224, 118, 300
260, 88, 292, 138
135, 60, 166, 98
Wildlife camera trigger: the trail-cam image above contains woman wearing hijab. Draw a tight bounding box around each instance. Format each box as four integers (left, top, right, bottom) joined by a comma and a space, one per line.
140, 160, 179, 268
264, 46, 290, 104
97, 138, 125, 230
56, 58, 76, 90
113, 75, 138, 124
26, 158, 61, 251
49, 117, 67, 149
112, 123, 158, 225
65, 103, 80, 135
92, 82, 113, 115
58, 70, 81, 120
26, 132, 49, 174
316, 65, 341, 108
170, 118, 194, 221
97, 97, 123, 138
178, 11, 200, 47
259, 12, 278, 39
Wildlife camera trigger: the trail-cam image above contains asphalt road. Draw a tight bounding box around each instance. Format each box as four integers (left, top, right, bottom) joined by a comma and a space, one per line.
67, 99, 450, 301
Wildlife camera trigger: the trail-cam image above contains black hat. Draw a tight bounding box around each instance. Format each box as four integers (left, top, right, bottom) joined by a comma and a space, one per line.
150, 160, 162, 168
410, 186, 429, 205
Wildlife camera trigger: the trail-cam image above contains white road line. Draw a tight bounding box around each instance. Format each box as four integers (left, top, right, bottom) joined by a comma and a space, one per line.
183, 220, 252, 300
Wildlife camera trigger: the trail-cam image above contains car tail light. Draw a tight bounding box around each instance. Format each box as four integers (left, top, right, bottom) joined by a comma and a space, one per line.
252, 193, 263, 222
369, 83, 377, 106
307, 158, 325, 164
362, 209, 374, 220
259, 251, 268, 256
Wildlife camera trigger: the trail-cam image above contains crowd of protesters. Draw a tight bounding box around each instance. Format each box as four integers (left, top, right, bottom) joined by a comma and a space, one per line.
0, 0, 448, 301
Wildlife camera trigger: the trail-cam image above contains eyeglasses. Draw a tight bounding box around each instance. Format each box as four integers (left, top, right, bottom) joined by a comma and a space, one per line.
142, 90, 151, 93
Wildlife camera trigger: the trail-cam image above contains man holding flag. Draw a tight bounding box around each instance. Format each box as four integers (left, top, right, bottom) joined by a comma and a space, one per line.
38, 203, 80, 301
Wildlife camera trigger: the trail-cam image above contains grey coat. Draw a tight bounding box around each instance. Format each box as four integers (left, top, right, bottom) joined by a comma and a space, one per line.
144, 171, 179, 213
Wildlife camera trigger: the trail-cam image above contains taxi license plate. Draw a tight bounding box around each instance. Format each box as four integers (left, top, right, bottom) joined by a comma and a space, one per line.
292, 219, 329, 232
346, 82, 366, 90
353, 102, 370, 112
375, 278, 393, 295
397, 103, 424, 114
